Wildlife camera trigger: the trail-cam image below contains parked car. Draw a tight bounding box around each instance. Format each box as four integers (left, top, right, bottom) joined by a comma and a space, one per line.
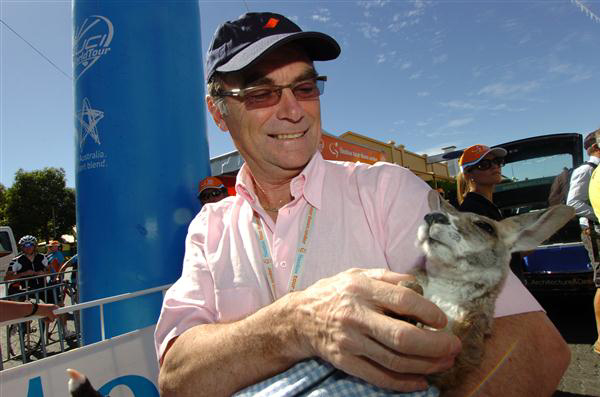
492, 133, 595, 295
0, 226, 18, 282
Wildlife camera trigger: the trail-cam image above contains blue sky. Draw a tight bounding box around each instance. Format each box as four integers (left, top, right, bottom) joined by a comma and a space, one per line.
1, 0, 599, 188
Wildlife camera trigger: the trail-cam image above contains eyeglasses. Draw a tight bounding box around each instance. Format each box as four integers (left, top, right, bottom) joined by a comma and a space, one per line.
471, 157, 505, 171
200, 189, 225, 202
217, 76, 327, 110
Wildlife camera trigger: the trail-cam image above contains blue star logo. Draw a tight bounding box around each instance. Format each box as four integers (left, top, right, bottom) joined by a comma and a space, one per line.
77, 97, 104, 151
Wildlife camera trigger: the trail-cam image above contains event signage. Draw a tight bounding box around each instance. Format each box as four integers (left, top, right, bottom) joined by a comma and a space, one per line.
73, 1, 211, 344
1, 326, 159, 397
319, 134, 385, 164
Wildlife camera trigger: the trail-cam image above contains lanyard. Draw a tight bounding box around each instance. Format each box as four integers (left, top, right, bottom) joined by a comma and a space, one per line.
252, 205, 316, 301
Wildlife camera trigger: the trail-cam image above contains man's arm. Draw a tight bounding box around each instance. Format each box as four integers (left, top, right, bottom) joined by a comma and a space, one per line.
158, 268, 462, 397
567, 167, 598, 221
445, 311, 570, 397
0, 300, 59, 322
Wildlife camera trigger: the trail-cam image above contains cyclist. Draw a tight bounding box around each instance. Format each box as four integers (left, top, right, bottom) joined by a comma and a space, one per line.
5, 235, 51, 301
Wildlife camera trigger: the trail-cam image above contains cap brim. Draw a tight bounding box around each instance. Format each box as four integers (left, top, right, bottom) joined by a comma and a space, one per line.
461, 147, 507, 170
215, 31, 341, 76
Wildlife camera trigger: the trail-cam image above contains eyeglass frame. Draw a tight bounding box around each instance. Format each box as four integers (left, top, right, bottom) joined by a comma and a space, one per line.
215, 76, 327, 109
468, 157, 506, 171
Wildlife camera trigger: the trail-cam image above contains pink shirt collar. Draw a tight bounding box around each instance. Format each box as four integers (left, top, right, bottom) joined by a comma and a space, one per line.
234, 151, 324, 212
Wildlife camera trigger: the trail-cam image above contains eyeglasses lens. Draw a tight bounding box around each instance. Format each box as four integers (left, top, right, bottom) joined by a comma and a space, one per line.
231, 78, 325, 110
476, 158, 505, 170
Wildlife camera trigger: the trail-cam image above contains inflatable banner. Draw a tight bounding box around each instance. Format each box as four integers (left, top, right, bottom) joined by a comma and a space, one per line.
73, 1, 209, 344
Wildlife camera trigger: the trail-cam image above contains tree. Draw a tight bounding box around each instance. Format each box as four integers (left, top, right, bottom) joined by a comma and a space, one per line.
4, 168, 76, 242
0, 183, 6, 225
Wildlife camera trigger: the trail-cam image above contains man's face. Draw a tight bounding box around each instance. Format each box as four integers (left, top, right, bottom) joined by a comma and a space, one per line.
22, 244, 35, 255
49, 245, 58, 252
216, 48, 322, 180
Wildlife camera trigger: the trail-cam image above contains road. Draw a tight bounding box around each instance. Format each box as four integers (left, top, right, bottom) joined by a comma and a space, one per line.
541, 294, 600, 397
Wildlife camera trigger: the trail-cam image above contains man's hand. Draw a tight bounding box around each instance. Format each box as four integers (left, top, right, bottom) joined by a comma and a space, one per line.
38, 303, 59, 321
289, 268, 462, 391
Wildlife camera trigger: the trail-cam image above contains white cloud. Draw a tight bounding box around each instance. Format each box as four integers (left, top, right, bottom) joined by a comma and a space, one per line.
478, 81, 539, 97
358, 22, 381, 39
357, 0, 391, 9
441, 100, 478, 110
502, 18, 518, 31
417, 121, 430, 127
444, 118, 474, 129
417, 91, 430, 97
441, 100, 526, 112
312, 15, 330, 23
571, 0, 600, 24
433, 54, 448, 64
312, 8, 331, 23
409, 71, 422, 80
400, 62, 412, 70
377, 54, 386, 64
549, 62, 593, 82
387, 0, 430, 31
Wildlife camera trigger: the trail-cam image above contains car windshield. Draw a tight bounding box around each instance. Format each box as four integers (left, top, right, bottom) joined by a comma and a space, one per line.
501, 153, 573, 183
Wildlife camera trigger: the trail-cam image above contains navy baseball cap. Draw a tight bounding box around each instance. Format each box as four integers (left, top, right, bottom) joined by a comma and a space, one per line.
205, 12, 341, 81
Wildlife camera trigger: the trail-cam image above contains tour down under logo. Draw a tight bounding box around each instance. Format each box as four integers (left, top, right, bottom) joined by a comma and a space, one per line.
74, 15, 114, 81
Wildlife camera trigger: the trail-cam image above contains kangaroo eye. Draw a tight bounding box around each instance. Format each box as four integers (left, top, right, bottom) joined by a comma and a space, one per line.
474, 221, 495, 235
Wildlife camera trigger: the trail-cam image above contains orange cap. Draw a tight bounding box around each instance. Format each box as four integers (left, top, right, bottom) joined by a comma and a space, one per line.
459, 144, 507, 171
198, 176, 225, 196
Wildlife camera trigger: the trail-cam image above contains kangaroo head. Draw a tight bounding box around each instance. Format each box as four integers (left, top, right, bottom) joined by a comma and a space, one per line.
419, 190, 574, 282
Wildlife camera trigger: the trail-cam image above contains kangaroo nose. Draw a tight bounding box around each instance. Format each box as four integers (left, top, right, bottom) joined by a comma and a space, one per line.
424, 212, 450, 226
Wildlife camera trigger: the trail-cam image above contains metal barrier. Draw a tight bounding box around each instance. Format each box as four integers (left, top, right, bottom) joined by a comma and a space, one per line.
0, 281, 172, 371
0, 270, 80, 370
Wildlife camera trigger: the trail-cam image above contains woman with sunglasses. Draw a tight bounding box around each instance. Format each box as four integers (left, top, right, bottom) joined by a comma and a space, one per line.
456, 144, 525, 281
456, 144, 507, 218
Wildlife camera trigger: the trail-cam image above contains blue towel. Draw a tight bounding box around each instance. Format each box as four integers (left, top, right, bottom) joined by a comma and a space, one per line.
234, 358, 440, 397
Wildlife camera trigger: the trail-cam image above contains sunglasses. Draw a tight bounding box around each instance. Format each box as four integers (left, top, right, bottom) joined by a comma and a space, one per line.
200, 189, 224, 202
22, 244, 34, 248
470, 157, 505, 171
217, 76, 327, 110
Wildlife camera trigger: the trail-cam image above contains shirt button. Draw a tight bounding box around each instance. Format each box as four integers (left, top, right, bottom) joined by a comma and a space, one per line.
280, 261, 287, 268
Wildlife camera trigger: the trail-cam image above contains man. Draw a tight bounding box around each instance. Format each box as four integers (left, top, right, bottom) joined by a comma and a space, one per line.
156, 12, 569, 397
46, 240, 66, 274
5, 235, 51, 301
567, 131, 600, 226
198, 176, 229, 205
582, 128, 600, 355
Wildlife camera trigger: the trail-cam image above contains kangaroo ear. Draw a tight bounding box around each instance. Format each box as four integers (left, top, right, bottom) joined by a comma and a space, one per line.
428, 189, 441, 211
428, 189, 457, 214
499, 205, 575, 252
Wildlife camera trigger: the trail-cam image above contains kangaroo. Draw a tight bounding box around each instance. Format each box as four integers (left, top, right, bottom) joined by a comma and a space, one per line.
406, 190, 574, 392
66, 191, 574, 396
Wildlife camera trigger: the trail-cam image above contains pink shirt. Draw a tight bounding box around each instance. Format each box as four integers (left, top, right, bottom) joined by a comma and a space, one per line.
155, 153, 542, 361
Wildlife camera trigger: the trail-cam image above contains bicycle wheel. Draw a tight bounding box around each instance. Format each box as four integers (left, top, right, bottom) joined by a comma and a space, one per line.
7, 320, 42, 361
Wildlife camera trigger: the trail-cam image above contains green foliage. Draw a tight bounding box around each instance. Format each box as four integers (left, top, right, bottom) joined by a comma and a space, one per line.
3, 168, 76, 242
427, 178, 459, 207
0, 183, 6, 225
